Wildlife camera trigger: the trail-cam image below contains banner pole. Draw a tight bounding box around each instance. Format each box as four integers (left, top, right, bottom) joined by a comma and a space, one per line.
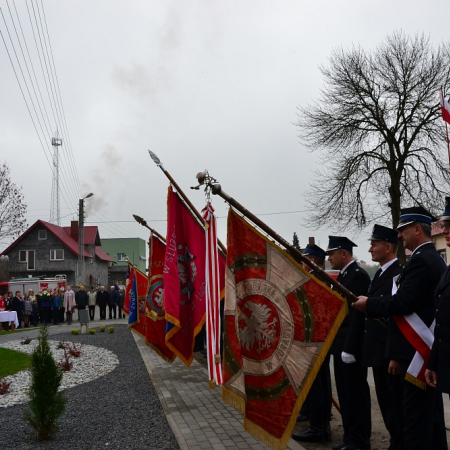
133, 214, 166, 243
208, 182, 357, 303
148, 151, 227, 255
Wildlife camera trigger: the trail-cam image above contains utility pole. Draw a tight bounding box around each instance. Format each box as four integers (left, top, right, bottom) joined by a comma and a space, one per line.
78, 193, 93, 286
50, 130, 63, 225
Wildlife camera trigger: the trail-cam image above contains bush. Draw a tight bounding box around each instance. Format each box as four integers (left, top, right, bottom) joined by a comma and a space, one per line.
71, 329, 79, 335
21, 337, 32, 345
88, 328, 96, 335
23, 326, 67, 441
108, 326, 114, 334
0, 378, 11, 395
67, 343, 82, 358
99, 325, 106, 332
57, 349, 73, 372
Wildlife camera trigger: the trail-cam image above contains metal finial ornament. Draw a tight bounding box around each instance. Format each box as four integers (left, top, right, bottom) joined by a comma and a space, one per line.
148, 150, 165, 170
190, 170, 220, 202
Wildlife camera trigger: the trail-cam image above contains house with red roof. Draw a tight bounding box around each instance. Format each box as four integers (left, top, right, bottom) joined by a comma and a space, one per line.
1, 220, 114, 287
431, 222, 449, 263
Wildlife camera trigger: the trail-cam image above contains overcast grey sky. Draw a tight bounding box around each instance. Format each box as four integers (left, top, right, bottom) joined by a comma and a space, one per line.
1, 0, 449, 262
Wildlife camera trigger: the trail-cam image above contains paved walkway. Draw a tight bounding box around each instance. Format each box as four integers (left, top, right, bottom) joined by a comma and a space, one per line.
133, 332, 306, 450
0, 318, 306, 449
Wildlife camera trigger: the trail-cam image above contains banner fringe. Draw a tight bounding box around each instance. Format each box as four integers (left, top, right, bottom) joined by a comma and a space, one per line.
145, 340, 176, 364
244, 417, 290, 450
222, 386, 245, 414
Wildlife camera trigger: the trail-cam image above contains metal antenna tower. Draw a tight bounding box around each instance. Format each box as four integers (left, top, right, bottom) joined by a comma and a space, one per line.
49, 129, 63, 225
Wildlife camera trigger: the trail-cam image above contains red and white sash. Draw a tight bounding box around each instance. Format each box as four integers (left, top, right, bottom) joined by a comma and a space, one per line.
393, 314, 434, 389
391, 275, 434, 389
202, 202, 223, 388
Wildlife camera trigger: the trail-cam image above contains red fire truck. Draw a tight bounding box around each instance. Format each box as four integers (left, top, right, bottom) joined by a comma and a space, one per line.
0, 275, 67, 297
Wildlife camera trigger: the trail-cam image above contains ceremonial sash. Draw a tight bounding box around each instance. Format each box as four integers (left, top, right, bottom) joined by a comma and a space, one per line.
393, 314, 434, 389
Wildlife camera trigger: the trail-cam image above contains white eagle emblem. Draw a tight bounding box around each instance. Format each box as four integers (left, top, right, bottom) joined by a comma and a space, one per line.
239, 301, 278, 354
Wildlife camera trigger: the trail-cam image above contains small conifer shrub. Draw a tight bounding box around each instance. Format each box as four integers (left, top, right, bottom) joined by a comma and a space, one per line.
23, 326, 67, 441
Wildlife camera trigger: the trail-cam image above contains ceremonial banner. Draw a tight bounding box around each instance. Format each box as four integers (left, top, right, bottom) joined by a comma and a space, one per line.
163, 186, 208, 366
222, 209, 347, 450
125, 263, 150, 335
128, 271, 139, 328
145, 233, 175, 363
123, 263, 133, 316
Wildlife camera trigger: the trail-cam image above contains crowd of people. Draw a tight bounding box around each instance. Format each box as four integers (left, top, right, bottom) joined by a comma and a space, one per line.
292, 199, 450, 450
0, 284, 126, 330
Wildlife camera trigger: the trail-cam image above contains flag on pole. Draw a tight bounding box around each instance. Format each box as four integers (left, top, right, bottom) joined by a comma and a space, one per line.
440, 88, 450, 170
163, 186, 208, 366
124, 262, 150, 335
145, 233, 176, 363
441, 89, 450, 124
202, 202, 226, 387
123, 263, 134, 316
128, 270, 139, 328
222, 209, 347, 450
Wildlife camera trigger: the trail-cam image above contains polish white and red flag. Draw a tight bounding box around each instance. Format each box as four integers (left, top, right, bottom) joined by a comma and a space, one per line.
440, 89, 450, 125
202, 202, 226, 387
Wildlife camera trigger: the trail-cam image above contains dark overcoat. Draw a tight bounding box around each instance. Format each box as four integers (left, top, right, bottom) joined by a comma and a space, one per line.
331, 261, 371, 357
428, 266, 450, 394
367, 243, 446, 362
362, 260, 403, 367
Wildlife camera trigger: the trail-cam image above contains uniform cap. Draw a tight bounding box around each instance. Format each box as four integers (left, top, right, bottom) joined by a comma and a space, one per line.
397, 206, 435, 230
326, 236, 357, 253
302, 244, 326, 260
369, 224, 398, 244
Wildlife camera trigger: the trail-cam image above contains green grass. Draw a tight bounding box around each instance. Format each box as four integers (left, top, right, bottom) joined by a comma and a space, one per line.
0, 347, 32, 377
0, 327, 40, 336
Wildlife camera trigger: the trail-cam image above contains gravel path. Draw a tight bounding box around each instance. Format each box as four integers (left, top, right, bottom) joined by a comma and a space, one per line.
0, 325, 180, 450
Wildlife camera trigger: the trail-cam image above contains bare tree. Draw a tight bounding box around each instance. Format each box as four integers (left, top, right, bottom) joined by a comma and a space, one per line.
297, 32, 450, 234
0, 162, 27, 245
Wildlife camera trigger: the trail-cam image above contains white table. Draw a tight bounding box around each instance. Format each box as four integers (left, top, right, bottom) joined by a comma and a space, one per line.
0, 311, 19, 330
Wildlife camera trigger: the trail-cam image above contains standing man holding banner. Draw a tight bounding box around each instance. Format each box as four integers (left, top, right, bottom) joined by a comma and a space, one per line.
363, 225, 403, 450
327, 236, 371, 450
353, 207, 448, 450
426, 198, 450, 395
293, 243, 333, 443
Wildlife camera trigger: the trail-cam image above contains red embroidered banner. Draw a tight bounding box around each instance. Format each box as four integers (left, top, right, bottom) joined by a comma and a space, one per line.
222, 209, 346, 450
163, 186, 208, 366
145, 233, 175, 363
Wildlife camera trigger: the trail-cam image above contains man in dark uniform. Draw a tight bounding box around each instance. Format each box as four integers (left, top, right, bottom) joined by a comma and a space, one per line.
327, 237, 371, 450
293, 244, 332, 443
426, 197, 450, 395
362, 225, 403, 450
353, 207, 447, 450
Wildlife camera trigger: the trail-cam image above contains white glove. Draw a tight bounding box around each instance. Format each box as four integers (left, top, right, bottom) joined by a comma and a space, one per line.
341, 351, 356, 364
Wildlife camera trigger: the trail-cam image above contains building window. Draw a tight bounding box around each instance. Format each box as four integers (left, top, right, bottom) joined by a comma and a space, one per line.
439, 249, 447, 263
38, 230, 47, 240
50, 249, 64, 261
19, 250, 36, 270
27, 250, 35, 271
117, 253, 126, 261
19, 250, 27, 263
